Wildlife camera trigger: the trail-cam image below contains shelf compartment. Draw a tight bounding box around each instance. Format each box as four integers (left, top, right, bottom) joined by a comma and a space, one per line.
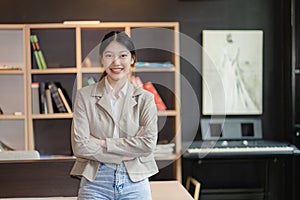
151, 160, 177, 181
0, 75, 25, 114
0, 29, 24, 70
81, 28, 125, 65
130, 27, 176, 64
0, 119, 26, 150
135, 72, 176, 110
31, 74, 76, 111
30, 28, 76, 69
33, 119, 72, 155
158, 116, 176, 141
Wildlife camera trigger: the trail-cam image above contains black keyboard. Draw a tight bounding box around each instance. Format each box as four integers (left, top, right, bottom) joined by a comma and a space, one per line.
185, 140, 296, 157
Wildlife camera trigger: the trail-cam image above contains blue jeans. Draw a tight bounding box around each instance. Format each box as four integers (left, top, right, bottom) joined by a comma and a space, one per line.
78, 162, 152, 200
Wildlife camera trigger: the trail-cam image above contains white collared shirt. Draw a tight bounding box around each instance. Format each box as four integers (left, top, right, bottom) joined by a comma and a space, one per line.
105, 77, 128, 138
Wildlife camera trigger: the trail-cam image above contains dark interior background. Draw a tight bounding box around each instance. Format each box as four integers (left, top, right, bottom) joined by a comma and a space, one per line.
0, 0, 292, 144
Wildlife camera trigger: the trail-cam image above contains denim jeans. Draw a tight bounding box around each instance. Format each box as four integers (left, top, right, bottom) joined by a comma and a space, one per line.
78, 162, 152, 200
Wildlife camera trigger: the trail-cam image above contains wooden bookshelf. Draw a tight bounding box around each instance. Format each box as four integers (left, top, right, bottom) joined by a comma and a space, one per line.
0, 22, 182, 181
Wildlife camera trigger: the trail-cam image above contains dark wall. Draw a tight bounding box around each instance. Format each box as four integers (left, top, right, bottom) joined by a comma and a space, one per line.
0, 0, 292, 143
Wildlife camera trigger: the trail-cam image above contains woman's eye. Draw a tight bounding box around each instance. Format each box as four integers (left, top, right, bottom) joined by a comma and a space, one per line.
121, 54, 128, 58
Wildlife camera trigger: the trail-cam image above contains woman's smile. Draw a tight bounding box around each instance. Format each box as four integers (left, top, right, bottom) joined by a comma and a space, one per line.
110, 67, 124, 73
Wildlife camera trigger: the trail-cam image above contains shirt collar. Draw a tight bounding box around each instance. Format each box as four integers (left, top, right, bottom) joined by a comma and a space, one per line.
104, 76, 128, 98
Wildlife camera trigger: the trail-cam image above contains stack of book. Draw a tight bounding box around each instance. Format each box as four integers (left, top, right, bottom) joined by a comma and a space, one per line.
154, 143, 175, 157
31, 82, 72, 114
134, 61, 174, 68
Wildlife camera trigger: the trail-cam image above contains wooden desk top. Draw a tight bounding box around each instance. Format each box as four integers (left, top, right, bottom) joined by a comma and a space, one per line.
150, 181, 194, 200
0, 181, 193, 200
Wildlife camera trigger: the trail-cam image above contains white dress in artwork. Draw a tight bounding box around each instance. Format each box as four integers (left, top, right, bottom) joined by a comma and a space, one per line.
220, 34, 258, 114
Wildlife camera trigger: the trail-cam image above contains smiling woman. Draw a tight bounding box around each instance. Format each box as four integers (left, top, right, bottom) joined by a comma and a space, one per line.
71, 31, 159, 200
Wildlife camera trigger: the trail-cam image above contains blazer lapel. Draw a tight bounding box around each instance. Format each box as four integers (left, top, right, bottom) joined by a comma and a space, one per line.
96, 93, 113, 118
121, 83, 138, 119
93, 80, 114, 119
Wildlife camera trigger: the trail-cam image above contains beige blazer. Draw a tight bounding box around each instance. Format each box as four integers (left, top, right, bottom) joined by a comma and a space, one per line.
70, 79, 158, 182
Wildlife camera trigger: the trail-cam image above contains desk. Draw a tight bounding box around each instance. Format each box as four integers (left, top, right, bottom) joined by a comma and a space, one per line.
0, 181, 193, 200
151, 181, 193, 200
0, 159, 193, 199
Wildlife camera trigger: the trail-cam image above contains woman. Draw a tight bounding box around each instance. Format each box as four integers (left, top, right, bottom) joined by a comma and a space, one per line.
71, 31, 158, 199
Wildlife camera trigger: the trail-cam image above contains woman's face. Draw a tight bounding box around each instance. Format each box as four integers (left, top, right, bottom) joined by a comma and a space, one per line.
101, 40, 134, 86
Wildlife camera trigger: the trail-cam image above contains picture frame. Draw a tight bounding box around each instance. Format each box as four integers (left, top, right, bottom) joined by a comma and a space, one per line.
202, 30, 263, 115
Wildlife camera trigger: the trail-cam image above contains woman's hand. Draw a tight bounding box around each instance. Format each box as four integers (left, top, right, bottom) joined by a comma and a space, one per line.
122, 126, 144, 161
90, 135, 107, 148
99, 139, 107, 148
136, 126, 144, 136
90, 126, 144, 161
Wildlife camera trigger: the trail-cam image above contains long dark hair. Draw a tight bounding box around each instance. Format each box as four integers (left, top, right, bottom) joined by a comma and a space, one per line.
99, 31, 137, 81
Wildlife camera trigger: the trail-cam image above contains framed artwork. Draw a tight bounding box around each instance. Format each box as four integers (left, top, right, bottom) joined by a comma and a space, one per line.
202, 30, 263, 115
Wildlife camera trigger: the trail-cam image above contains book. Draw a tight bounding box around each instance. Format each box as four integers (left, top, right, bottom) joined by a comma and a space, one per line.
48, 82, 67, 113
130, 76, 167, 110
30, 35, 47, 70
143, 82, 167, 111
45, 89, 54, 114
39, 82, 48, 114
87, 77, 96, 85
57, 88, 72, 113
31, 82, 40, 114
30, 35, 43, 70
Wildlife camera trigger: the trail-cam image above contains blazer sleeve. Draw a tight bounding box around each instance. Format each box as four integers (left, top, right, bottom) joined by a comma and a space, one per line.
71, 88, 123, 164
106, 93, 158, 157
